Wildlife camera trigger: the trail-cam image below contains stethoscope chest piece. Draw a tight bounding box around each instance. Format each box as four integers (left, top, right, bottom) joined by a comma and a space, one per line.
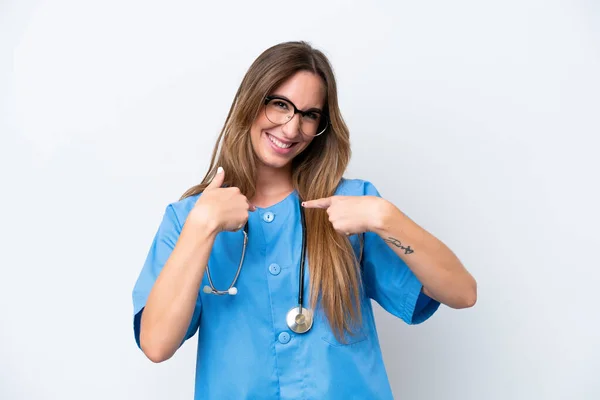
286, 306, 313, 334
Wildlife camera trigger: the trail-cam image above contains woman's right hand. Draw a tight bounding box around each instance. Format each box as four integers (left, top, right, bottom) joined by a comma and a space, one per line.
141, 166, 251, 363
189, 167, 256, 234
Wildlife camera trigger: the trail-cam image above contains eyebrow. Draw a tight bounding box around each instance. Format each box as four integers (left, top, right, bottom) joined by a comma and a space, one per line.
271, 94, 323, 113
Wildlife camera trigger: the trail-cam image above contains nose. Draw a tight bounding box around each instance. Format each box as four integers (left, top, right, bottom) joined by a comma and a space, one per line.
280, 113, 302, 139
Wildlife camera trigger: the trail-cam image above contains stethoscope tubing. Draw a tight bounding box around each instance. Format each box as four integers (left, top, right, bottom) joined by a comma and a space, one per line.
204, 199, 306, 302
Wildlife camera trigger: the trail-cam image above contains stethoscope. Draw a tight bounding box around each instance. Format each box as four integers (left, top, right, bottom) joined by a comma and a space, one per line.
202, 199, 313, 334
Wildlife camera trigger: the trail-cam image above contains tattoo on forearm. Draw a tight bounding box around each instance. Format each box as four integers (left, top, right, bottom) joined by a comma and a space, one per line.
383, 237, 414, 255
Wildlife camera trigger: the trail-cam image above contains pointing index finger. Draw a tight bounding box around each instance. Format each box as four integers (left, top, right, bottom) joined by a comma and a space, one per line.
301, 197, 332, 209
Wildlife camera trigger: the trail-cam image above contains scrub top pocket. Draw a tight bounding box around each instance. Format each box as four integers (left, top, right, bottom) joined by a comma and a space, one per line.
320, 326, 369, 347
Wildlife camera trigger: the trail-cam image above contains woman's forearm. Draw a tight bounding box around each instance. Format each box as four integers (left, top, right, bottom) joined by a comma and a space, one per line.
140, 219, 218, 362
371, 199, 477, 309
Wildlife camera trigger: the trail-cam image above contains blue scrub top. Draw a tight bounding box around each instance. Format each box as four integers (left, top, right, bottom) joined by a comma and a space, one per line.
132, 178, 440, 399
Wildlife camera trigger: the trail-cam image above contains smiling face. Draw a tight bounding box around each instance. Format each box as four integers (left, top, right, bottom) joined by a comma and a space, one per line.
250, 70, 326, 170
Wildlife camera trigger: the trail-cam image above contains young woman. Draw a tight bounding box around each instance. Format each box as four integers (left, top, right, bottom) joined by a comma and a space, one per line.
132, 41, 477, 399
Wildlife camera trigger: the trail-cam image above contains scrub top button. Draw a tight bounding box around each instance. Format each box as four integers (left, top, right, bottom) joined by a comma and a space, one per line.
263, 212, 274, 223
268, 263, 281, 275
278, 332, 291, 344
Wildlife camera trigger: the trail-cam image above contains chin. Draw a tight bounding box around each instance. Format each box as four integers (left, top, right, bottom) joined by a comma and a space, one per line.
257, 153, 293, 170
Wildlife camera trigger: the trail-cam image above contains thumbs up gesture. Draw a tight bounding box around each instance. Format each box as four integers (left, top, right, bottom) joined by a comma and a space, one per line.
189, 167, 256, 234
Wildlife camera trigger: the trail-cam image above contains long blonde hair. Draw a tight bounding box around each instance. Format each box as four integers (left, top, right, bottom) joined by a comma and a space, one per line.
181, 41, 362, 341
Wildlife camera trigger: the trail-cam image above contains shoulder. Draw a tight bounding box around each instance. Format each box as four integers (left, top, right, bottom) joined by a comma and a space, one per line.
334, 177, 382, 197
160, 193, 201, 229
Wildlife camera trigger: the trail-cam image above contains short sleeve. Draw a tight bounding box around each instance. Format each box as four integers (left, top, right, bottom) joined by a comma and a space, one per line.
361, 181, 440, 324
131, 205, 202, 349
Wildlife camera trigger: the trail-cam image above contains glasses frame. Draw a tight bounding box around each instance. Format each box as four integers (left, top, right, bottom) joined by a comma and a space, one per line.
264, 95, 329, 137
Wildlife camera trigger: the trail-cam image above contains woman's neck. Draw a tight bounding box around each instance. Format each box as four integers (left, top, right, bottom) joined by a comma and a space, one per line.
251, 164, 294, 208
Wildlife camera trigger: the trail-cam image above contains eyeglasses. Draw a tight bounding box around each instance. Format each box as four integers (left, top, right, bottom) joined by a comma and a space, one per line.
264, 95, 329, 137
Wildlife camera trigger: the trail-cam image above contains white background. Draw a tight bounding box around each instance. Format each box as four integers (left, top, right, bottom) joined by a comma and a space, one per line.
1, 0, 599, 399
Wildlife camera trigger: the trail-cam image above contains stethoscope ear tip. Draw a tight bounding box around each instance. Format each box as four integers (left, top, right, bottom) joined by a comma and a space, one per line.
203, 285, 237, 295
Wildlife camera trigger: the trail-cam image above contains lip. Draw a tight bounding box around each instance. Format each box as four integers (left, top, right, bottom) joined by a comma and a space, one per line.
264, 132, 297, 155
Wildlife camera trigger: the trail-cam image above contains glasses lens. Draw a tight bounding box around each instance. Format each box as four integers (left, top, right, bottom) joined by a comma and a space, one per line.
265, 98, 294, 125
299, 111, 326, 137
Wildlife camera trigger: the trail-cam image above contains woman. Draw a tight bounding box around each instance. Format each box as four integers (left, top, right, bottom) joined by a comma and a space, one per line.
132, 41, 477, 399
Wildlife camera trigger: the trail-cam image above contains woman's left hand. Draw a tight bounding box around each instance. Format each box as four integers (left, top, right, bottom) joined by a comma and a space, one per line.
302, 196, 391, 236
